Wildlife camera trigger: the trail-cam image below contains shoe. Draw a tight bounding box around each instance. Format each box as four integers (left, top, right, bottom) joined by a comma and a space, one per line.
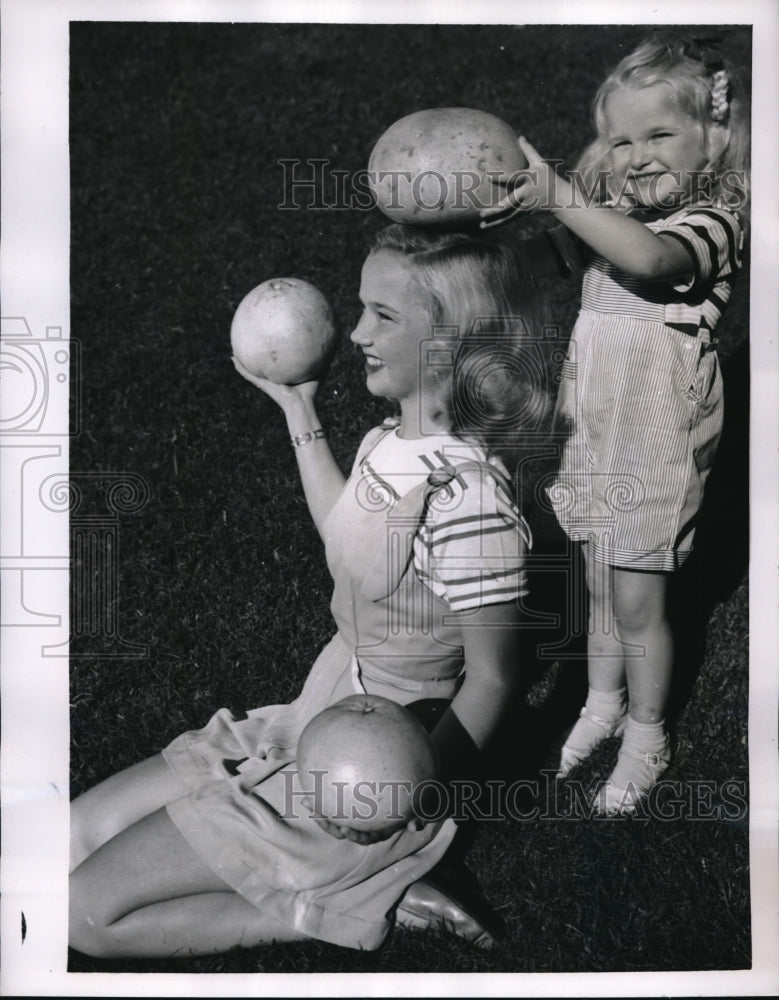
558, 705, 628, 777
395, 865, 505, 949
595, 737, 671, 815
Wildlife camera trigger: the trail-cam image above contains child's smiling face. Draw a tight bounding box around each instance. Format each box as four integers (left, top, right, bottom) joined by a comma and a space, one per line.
603, 82, 709, 209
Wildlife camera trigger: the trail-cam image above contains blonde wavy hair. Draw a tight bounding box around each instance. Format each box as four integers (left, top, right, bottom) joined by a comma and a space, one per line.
369, 224, 551, 453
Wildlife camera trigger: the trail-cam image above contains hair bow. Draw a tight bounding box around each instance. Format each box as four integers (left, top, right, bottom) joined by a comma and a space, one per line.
681, 35, 725, 72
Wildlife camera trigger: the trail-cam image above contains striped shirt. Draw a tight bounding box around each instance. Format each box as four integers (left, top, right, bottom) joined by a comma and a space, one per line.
358, 425, 530, 611
551, 205, 744, 342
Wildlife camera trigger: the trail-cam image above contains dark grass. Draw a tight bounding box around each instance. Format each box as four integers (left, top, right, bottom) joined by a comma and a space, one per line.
68, 22, 751, 973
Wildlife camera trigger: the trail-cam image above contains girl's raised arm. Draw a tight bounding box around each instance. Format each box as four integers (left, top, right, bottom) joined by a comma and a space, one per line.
233, 358, 346, 539
482, 137, 696, 282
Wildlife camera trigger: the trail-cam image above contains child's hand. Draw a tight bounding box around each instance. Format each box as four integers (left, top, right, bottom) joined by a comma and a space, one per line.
232, 356, 318, 411
480, 136, 563, 229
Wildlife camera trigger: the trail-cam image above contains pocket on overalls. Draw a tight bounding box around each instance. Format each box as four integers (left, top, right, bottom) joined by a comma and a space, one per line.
684, 344, 718, 406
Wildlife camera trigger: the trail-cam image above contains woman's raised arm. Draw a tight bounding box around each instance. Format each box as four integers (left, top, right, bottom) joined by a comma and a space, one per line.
233, 358, 346, 539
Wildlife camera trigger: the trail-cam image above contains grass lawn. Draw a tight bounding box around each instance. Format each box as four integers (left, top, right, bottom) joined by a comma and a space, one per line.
68, 21, 752, 974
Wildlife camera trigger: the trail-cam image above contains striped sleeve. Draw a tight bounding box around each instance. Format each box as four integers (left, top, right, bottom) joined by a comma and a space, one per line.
412, 466, 531, 611
661, 207, 743, 294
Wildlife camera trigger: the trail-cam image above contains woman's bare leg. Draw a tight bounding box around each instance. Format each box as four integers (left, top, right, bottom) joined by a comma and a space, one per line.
70, 754, 189, 872
69, 806, 306, 958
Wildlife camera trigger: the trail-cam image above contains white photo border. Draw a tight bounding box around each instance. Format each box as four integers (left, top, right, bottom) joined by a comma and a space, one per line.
1, 0, 777, 996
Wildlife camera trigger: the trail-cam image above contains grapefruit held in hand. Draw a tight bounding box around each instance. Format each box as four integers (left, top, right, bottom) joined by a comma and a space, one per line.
297, 694, 438, 834
230, 277, 337, 384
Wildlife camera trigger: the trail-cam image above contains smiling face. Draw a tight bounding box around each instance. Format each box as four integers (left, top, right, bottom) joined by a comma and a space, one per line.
350, 250, 450, 435
603, 82, 709, 209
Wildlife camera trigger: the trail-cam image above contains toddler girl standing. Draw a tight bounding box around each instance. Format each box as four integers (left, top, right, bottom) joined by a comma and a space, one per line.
482, 34, 749, 812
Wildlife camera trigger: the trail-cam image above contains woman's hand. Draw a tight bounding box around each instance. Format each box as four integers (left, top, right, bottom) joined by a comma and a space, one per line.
480, 136, 567, 229
232, 356, 318, 413
302, 795, 427, 846
311, 814, 427, 845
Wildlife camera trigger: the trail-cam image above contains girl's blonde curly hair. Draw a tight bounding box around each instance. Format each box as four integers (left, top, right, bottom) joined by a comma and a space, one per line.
574, 33, 750, 218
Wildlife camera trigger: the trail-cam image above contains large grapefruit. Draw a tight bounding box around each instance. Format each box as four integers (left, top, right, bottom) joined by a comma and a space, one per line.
368, 107, 527, 225
297, 694, 437, 833
230, 277, 337, 384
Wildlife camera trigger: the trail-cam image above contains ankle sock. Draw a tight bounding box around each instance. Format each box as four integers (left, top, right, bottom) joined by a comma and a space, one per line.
607, 716, 670, 795
559, 686, 627, 773
585, 687, 629, 720
621, 716, 667, 752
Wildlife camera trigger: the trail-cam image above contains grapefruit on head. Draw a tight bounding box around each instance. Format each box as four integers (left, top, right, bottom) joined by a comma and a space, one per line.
230, 277, 337, 384
368, 107, 527, 226
297, 694, 437, 833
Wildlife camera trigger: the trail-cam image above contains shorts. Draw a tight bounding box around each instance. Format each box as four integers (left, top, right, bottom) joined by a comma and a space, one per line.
546, 310, 723, 571
162, 632, 457, 950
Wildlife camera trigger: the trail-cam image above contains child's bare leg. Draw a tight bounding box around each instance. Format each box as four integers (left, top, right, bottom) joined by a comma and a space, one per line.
612, 568, 672, 722
585, 554, 628, 691
70, 754, 189, 872
70, 807, 306, 958
598, 568, 673, 812
559, 551, 627, 774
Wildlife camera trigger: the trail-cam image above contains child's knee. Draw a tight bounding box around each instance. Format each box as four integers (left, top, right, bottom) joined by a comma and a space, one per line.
613, 602, 655, 636
614, 604, 645, 634
612, 574, 667, 637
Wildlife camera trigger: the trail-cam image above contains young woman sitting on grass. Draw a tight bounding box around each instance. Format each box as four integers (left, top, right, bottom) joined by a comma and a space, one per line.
69, 224, 548, 958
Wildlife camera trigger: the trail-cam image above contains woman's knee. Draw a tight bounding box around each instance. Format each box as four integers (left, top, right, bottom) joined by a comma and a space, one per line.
69, 792, 122, 873
70, 755, 188, 871
69, 867, 118, 958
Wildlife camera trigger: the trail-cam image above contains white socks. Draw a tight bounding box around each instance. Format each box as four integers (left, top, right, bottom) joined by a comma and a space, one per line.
585, 686, 629, 720
559, 689, 673, 812
559, 686, 628, 775
599, 716, 671, 813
